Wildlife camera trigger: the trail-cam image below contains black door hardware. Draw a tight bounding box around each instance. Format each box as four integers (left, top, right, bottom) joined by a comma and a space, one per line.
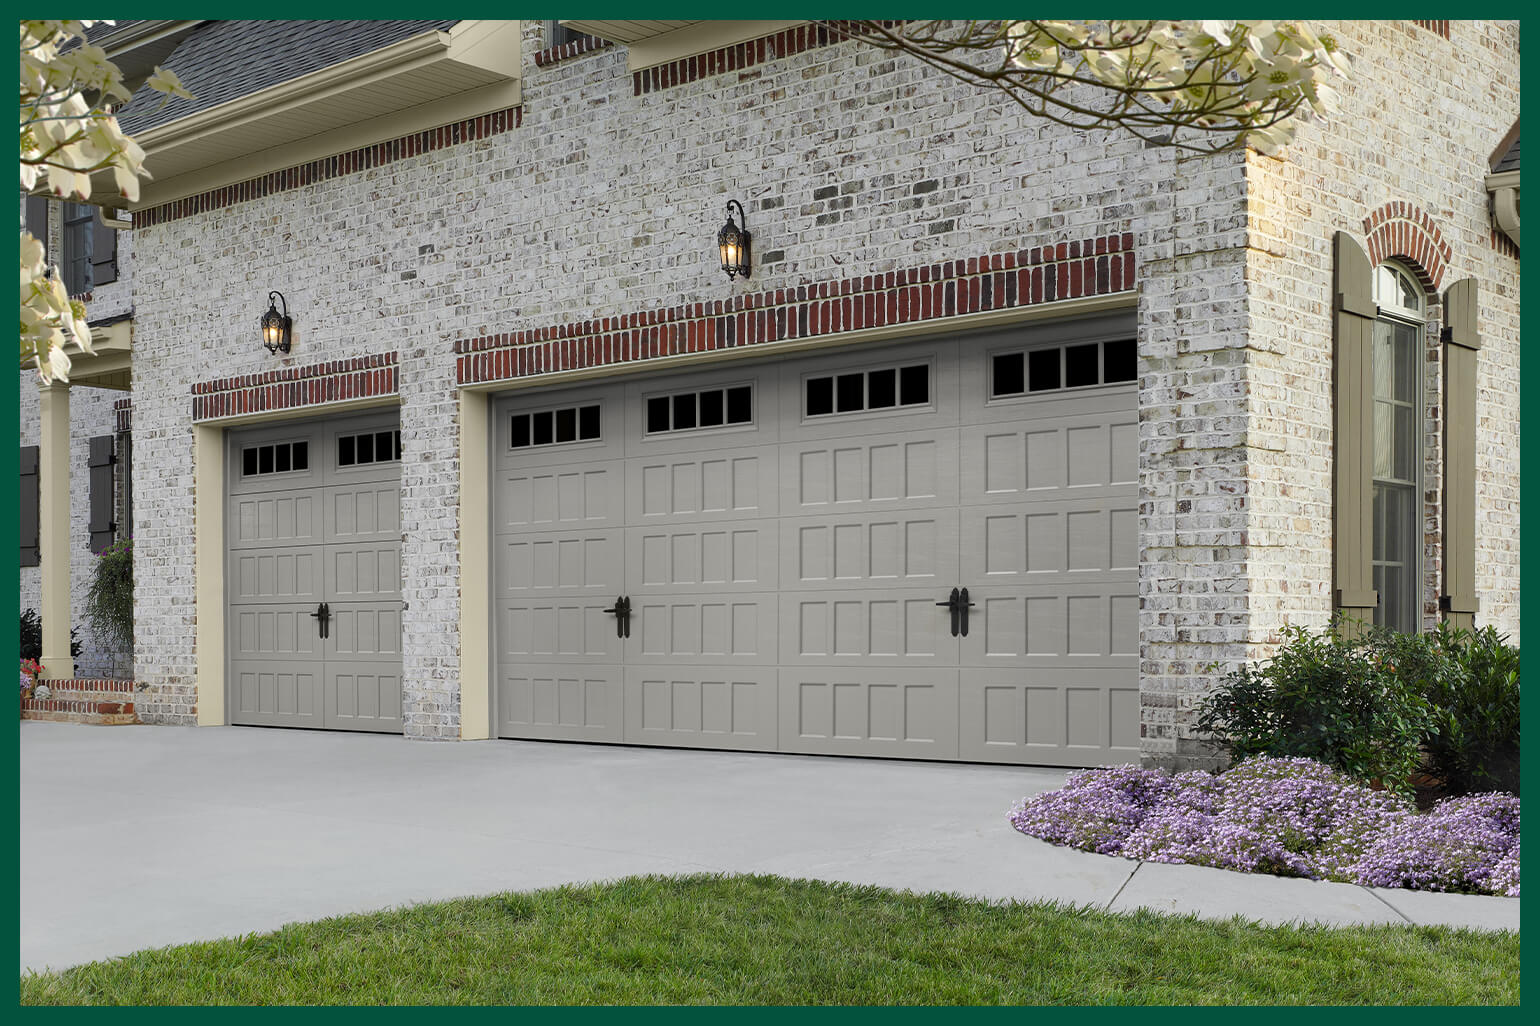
937, 587, 978, 637
310, 601, 331, 639
603, 596, 632, 639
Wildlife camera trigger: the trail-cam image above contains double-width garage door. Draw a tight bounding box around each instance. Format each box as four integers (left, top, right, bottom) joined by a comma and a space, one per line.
492, 318, 1140, 766
226, 411, 404, 732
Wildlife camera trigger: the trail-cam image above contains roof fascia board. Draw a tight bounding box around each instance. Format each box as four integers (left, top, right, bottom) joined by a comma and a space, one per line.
619, 20, 809, 73
136, 28, 455, 154
447, 19, 523, 79
98, 20, 203, 55
130, 76, 523, 210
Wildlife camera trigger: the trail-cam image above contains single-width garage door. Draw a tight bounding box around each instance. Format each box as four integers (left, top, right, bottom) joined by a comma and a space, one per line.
227, 411, 404, 732
492, 316, 1139, 766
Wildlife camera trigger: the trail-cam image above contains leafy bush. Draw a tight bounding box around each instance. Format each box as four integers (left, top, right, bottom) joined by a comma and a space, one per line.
1195, 624, 1436, 794
84, 537, 134, 656
1416, 626, 1520, 796
18, 609, 82, 662
1009, 757, 1518, 896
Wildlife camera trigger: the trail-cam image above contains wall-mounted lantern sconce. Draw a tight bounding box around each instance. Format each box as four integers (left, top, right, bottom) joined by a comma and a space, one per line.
260, 291, 292, 354
717, 200, 751, 280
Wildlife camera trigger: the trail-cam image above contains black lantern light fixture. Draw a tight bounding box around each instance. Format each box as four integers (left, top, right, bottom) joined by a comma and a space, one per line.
260, 290, 292, 354
717, 200, 751, 280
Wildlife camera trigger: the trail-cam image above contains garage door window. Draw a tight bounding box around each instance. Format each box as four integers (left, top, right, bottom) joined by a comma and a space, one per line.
805, 363, 929, 417
511, 404, 602, 448
991, 339, 1136, 398
646, 385, 753, 433
338, 429, 402, 466
241, 441, 308, 476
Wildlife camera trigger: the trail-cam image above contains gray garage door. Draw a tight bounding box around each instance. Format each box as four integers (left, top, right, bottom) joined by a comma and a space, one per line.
492, 316, 1139, 766
227, 411, 404, 732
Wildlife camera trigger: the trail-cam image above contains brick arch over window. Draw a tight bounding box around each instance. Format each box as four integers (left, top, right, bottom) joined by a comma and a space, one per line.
1362, 202, 1453, 292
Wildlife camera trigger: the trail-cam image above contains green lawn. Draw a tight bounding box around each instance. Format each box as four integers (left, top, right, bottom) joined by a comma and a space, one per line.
19, 875, 1518, 1005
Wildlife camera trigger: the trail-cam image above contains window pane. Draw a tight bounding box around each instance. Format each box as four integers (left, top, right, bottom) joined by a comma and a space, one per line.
646, 397, 670, 433
377, 431, 395, 460
532, 410, 553, 446
275, 444, 291, 473
699, 390, 724, 427
992, 353, 1025, 396
1394, 404, 1416, 482
356, 433, 374, 464
555, 406, 577, 443
1065, 343, 1099, 387
292, 441, 308, 471
1103, 339, 1136, 383
243, 448, 259, 476
836, 373, 864, 412
511, 415, 530, 448
258, 446, 274, 475
672, 392, 697, 430
726, 386, 752, 424
806, 377, 833, 416
339, 433, 356, 465
1394, 322, 1419, 402
868, 368, 897, 408
579, 405, 601, 440
1028, 348, 1060, 391
899, 365, 928, 405
1372, 401, 1395, 480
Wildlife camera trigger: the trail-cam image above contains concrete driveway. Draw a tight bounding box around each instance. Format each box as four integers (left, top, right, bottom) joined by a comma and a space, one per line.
19, 721, 1519, 972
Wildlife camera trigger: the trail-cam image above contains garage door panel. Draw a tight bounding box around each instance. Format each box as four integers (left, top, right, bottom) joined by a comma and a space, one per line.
232, 544, 324, 604
231, 661, 325, 728
632, 596, 775, 664
231, 606, 323, 661
965, 584, 1139, 666
779, 592, 959, 664
783, 430, 959, 513
325, 482, 402, 545
961, 501, 1139, 582
498, 601, 625, 661
623, 667, 778, 751
326, 662, 404, 733
961, 415, 1138, 502
778, 669, 960, 759
781, 511, 958, 591
777, 342, 959, 444
628, 524, 778, 593
493, 385, 623, 469
498, 529, 624, 596
229, 488, 324, 550
498, 461, 626, 534
629, 446, 780, 524
499, 665, 624, 742
325, 542, 402, 602
959, 668, 1140, 765
330, 603, 403, 658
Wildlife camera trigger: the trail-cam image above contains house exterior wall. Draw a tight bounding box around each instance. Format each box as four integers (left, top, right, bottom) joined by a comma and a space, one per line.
116, 20, 1517, 768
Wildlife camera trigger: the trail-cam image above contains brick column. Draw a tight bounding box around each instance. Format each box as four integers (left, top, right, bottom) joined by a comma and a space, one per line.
38, 380, 73, 680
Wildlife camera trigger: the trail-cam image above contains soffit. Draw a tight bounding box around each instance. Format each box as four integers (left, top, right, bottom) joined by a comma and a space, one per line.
561, 19, 809, 72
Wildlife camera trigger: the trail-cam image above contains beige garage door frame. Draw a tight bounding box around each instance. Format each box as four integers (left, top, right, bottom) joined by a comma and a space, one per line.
473, 303, 1139, 765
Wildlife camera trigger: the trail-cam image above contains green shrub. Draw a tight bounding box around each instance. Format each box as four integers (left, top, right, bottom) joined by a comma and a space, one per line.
83, 538, 134, 657
1416, 625, 1520, 796
18, 609, 81, 662
1196, 624, 1437, 795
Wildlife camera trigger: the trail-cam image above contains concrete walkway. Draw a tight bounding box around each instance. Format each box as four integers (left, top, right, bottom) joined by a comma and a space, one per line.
19, 721, 1519, 972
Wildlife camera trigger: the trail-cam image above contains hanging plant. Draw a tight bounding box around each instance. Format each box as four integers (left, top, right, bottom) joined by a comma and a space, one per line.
84, 536, 134, 657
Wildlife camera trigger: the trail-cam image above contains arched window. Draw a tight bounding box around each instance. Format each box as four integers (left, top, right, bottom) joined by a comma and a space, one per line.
1369, 262, 1424, 633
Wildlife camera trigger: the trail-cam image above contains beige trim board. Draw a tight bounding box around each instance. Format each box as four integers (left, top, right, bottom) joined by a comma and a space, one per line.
459, 292, 1138, 395
194, 424, 226, 725
194, 394, 401, 429
458, 390, 492, 739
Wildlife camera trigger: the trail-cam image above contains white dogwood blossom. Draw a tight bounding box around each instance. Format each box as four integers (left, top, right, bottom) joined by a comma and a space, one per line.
841, 20, 1350, 156
19, 19, 191, 380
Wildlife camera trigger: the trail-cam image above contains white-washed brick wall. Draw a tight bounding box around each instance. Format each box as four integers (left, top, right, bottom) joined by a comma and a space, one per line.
16, 374, 130, 678
128, 22, 1238, 738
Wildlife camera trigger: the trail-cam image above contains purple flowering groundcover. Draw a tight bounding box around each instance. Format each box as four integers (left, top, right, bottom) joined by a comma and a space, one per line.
1008, 757, 1519, 897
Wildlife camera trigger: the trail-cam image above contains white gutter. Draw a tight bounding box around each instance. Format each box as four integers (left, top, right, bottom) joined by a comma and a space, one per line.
1485, 169, 1520, 249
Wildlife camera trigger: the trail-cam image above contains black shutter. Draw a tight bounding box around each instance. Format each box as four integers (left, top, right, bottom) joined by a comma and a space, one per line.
90, 211, 118, 286
24, 195, 48, 253
88, 435, 116, 553
20, 446, 40, 567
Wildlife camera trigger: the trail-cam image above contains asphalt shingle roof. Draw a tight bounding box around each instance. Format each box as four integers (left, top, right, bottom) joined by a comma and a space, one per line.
117, 20, 459, 134
1493, 134, 1520, 174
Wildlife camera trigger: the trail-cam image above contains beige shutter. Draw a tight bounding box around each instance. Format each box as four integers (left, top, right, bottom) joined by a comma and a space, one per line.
1440, 278, 1479, 629
1332, 232, 1378, 634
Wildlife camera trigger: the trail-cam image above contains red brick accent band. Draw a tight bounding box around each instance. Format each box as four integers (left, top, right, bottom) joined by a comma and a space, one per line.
1490, 227, 1519, 260
135, 107, 522, 229
456, 235, 1135, 387
1363, 202, 1452, 292
191, 352, 398, 422
1412, 20, 1451, 40
633, 21, 891, 96
114, 397, 132, 434
533, 34, 612, 67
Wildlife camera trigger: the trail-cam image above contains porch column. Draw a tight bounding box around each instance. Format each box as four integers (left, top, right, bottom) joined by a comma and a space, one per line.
38, 380, 73, 680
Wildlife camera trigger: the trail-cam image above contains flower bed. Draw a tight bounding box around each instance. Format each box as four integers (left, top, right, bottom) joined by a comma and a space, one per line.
1009, 757, 1519, 896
